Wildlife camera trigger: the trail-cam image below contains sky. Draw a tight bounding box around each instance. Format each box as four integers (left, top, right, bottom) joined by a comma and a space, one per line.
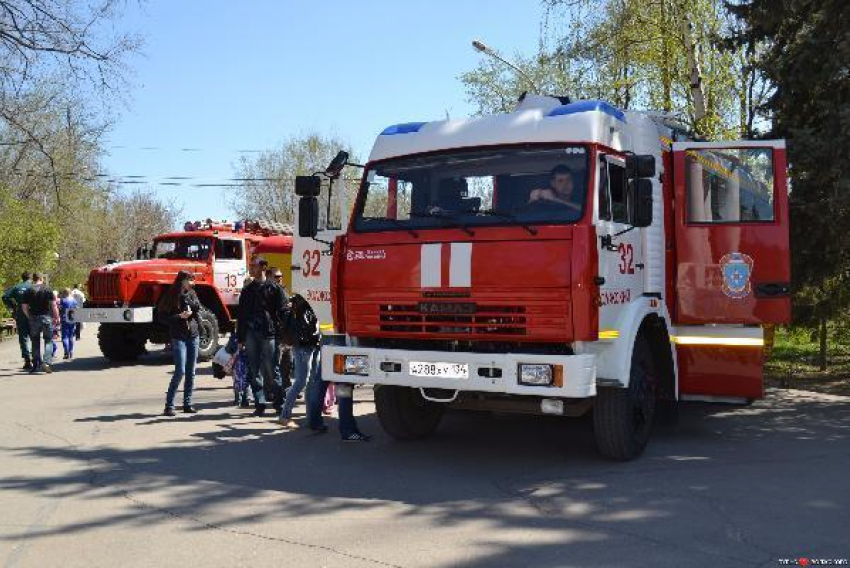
104, 0, 545, 222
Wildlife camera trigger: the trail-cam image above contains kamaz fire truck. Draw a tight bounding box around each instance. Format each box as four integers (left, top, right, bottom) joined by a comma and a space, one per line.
296, 94, 790, 460
68, 220, 293, 362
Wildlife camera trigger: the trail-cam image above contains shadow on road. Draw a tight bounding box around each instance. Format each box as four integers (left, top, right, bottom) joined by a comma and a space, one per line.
1, 387, 848, 567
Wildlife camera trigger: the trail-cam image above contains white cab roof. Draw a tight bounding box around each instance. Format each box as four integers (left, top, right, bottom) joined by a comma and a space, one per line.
368, 96, 634, 163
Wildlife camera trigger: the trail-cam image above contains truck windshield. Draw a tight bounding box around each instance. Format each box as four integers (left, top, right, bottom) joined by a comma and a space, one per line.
354, 146, 589, 233
152, 237, 213, 260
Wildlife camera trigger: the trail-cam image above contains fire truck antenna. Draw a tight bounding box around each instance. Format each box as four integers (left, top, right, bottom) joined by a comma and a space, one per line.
472, 39, 540, 94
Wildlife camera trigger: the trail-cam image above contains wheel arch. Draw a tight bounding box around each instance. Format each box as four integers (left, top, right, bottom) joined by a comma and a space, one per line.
594, 298, 678, 397
193, 285, 230, 330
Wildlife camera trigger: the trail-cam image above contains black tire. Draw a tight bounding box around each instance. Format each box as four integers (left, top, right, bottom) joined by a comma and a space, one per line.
593, 334, 657, 460
375, 385, 445, 440
98, 323, 147, 361
195, 307, 220, 362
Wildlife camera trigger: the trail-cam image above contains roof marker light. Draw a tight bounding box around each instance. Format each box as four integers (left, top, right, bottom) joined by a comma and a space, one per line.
380, 122, 428, 136
547, 100, 626, 122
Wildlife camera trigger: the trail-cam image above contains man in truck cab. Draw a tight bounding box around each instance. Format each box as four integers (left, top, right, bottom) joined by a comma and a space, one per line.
528, 164, 581, 210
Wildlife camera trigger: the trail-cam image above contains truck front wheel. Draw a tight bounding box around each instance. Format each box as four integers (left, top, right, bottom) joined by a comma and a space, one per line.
375, 385, 444, 440
98, 324, 147, 361
593, 334, 657, 461
196, 307, 220, 362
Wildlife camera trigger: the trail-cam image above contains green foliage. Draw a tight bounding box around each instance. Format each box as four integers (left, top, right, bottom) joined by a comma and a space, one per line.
462, 0, 770, 139
0, 185, 60, 294
729, 0, 850, 332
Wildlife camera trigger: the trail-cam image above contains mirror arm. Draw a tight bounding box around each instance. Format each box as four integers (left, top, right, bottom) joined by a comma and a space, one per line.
312, 237, 334, 255
614, 225, 636, 238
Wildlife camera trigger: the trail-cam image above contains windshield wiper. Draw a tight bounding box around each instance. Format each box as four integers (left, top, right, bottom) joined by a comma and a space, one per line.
385, 218, 418, 238
411, 210, 475, 236
479, 210, 538, 235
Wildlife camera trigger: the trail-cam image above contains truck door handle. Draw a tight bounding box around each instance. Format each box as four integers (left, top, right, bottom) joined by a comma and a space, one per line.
290, 265, 301, 271
755, 282, 790, 298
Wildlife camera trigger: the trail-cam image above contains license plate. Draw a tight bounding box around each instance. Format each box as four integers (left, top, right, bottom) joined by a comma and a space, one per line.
85, 310, 114, 321
409, 361, 469, 379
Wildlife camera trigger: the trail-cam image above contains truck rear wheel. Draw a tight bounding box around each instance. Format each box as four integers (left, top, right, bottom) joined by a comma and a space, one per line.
98, 324, 147, 361
196, 307, 220, 362
375, 385, 444, 440
593, 334, 657, 460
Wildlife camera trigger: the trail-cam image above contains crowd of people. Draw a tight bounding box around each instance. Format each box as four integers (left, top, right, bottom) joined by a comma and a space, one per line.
3, 259, 369, 442
3, 272, 86, 373
154, 257, 371, 442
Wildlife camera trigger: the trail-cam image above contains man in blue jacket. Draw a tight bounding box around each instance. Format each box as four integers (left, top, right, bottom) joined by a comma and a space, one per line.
2, 272, 33, 370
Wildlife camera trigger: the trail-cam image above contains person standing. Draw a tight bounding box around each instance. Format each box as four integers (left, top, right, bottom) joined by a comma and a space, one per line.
71, 283, 86, 340
157, 271, 202, 416
58, 288, 78, 359
304, 346, 370, 442
21, 273, 55, 374
237, 258, 287, 416
266, 267, 290, 410
2, 272, 33, 370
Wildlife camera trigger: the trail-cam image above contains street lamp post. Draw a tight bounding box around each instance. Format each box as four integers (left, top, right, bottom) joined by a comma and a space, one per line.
472, 39, 540, 93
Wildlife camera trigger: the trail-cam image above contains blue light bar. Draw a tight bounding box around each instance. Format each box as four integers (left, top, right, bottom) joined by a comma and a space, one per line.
380, 122, 428, 135
547, 100, 626, 122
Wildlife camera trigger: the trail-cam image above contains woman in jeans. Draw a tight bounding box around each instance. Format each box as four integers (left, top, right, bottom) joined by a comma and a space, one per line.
158, 271, 201, 416
278, 295, 318, 428
279, 295, 370, 442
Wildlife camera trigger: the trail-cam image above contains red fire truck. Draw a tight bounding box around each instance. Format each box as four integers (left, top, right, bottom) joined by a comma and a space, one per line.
69, 220, 293, 362
297, 94, 790, 460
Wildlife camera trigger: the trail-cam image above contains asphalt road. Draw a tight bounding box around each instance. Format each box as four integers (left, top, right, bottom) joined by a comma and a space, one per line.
0, 331, 848, 568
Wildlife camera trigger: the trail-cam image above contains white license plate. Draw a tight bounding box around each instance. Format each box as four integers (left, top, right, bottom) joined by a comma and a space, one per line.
409, 361, 468, 379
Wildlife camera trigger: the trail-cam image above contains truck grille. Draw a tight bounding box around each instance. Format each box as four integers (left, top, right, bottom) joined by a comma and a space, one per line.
379, 304, 527, 336
88, 272, 121, 302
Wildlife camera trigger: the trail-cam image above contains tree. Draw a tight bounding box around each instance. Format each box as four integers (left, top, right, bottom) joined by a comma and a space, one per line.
229, 132, 359, 224
461, 0, 772, 139
0, 0, 139, 197
727, 0, 850, 369
0, 184, 59, 297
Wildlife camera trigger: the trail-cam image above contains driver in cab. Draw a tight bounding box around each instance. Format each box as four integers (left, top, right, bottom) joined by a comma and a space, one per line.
528, 165, 581, 210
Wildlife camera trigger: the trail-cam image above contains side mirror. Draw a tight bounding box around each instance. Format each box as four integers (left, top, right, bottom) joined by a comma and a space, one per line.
295, 175, 322, 197
631, 179, 653, 228
298, 197, 319, 238
325, 150, 349, 178
626, 154, 656, 178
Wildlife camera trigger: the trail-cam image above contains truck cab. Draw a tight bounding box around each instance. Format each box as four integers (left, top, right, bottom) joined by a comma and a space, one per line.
300, 95, 790, 460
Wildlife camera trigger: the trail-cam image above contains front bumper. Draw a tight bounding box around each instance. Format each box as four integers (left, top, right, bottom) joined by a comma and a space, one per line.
321, 346, 597, 399
67, 306, 154, 324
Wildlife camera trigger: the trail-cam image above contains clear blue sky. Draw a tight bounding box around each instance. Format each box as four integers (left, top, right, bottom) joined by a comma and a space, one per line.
105, 1, 544, 222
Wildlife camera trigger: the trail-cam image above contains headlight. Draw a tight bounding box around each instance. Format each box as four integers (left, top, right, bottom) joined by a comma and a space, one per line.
518, 363, 554, 386
335, 354, 369, 376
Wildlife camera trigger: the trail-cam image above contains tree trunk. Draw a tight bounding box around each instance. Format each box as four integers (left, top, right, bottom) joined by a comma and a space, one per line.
818, 317, 828, 371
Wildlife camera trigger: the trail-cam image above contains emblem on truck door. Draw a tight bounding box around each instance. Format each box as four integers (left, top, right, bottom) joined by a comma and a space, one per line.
720, 252, 754, 299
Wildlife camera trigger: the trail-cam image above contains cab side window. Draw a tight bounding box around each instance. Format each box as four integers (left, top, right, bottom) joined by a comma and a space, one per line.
598, 158, 629, 224
215, 239, 243, 260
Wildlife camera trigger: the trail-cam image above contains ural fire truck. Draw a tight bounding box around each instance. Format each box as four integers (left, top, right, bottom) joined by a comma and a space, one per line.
69, 220, 293, 362
296, 94, 790, 460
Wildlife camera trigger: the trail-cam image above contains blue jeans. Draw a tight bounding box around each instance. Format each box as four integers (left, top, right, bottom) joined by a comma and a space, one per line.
15, 314, 31, 362
61, 322, 76, 356
245, 330, 275, 406
29, 315, 54, 367
166, 336, 199, 408
280, 344, 318, 419
305, 353, 359, 438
